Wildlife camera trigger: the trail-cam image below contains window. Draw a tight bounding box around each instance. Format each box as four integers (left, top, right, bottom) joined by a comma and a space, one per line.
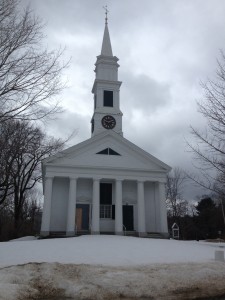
109, 148, 120, 155
100, 183, 112, 219
100, 183, 112, 204
97, 148, 108, 155
104, 90, 113, 107
96, 148, 121, 156
100, 205, 112, 219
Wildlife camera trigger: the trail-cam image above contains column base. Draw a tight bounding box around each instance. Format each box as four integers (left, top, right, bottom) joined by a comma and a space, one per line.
160, 232, 170, 239
66, 231, 75, 237
91, 231, 100, 235
40, 231, 49, 237
138, 232, 147, 237
115, 231, 124, 236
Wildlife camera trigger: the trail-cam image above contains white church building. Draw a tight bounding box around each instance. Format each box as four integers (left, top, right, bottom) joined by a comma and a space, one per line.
40, 16, 171, 238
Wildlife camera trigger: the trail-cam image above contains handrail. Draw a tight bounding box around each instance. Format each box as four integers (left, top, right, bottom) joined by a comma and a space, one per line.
74, 224, 77, 236
123, 224, 126, 236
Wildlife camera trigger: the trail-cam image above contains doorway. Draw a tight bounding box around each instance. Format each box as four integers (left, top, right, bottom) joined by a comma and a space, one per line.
76, 204, 89, 230
123, 205, 134, 231
76, 208, 82, 231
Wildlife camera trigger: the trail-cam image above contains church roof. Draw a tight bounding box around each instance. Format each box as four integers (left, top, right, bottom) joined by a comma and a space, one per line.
42, 131, 171, 175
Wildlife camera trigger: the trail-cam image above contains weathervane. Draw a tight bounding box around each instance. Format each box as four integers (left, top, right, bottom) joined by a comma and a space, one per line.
103, 5, 109, 24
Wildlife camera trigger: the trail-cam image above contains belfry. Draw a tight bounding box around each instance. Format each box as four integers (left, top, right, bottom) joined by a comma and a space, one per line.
41, 13, 171, 238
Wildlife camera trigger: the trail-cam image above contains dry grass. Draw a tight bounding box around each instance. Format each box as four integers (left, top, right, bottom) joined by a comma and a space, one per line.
1, 262, 225, 300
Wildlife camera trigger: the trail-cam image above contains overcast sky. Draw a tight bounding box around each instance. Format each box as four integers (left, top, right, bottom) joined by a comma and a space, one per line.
23, 0, 225, 200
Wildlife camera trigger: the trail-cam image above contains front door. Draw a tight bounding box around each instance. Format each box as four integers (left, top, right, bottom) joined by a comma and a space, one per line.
76, 204, 89, 230
76, 208, 82, 231
123, 205, 134, 231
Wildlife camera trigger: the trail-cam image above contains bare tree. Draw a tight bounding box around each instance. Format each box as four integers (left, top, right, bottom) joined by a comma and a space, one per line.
0, 0, 68, 123
0, 119, 64, 237
166, 167, 188, 218
187, 51, 225, 227
188, 51, 225, 193
0, 120, 22, 204
14, 187, 43, 237
0, 187, 42, 240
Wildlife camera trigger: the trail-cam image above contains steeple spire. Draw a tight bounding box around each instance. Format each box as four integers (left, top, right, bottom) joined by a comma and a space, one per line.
101, 6, 113, 56
103, 5, 108, 25
91, 9, 122, 137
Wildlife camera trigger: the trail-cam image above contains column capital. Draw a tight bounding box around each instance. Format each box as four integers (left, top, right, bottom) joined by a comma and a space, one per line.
93, 177, 101, 182
69, 176, 78, 181
137, 179, 145, 183
156, 181, 167, 186
115, 178, 123, 182
45, 175, 54, 179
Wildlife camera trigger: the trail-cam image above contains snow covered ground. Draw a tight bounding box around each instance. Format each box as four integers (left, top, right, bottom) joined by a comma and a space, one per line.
0, 235, 225, 299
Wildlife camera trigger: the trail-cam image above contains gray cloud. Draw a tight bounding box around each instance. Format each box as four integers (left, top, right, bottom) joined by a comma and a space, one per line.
22, 0, 225, 200
121, 72, 171, 115
46, 110, 91, 147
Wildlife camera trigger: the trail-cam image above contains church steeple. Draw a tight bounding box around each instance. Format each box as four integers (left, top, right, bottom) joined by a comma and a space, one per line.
91, 11, 123, 137
101, 7, 113, 56
101, 23, 113, 56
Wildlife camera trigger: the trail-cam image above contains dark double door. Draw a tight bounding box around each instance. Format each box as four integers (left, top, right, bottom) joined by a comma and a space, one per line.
123, 205, 134, 231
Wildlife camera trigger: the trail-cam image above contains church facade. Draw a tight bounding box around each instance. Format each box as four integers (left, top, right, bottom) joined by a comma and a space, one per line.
40, 19, 171, 238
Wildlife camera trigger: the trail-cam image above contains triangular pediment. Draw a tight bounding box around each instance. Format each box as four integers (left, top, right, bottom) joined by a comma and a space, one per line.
43, 131, 171, 173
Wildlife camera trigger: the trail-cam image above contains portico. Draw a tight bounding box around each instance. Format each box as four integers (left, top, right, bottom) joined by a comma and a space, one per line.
41, 167, 168, 237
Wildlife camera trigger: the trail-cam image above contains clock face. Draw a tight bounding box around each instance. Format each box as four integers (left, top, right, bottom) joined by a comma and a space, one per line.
101, 115, 116, 129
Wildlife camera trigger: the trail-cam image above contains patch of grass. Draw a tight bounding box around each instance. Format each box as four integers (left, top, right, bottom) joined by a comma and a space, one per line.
18, 277, 67, 300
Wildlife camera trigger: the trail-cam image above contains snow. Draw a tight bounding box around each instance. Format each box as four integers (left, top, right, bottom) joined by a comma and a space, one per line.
0, 235, 224, 267
8, 236, 38, 242
0, 235, 225, 299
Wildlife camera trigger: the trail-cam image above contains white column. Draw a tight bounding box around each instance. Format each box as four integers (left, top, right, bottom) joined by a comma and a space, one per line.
137, 180, 146, 236
115, 179, 123, 235
91, 178, 100, 234
158, 182, 168, 235
66, 177, 77, 236
41, 176, 53, 236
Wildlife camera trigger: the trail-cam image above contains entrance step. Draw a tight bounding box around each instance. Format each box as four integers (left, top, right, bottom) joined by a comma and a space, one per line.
146, 232, 165, 239
76, 230, 90, 236
39, 231, 67, 239
125, 231, 137, 237
50, 231, 66, 236
43, 231, 166, 239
